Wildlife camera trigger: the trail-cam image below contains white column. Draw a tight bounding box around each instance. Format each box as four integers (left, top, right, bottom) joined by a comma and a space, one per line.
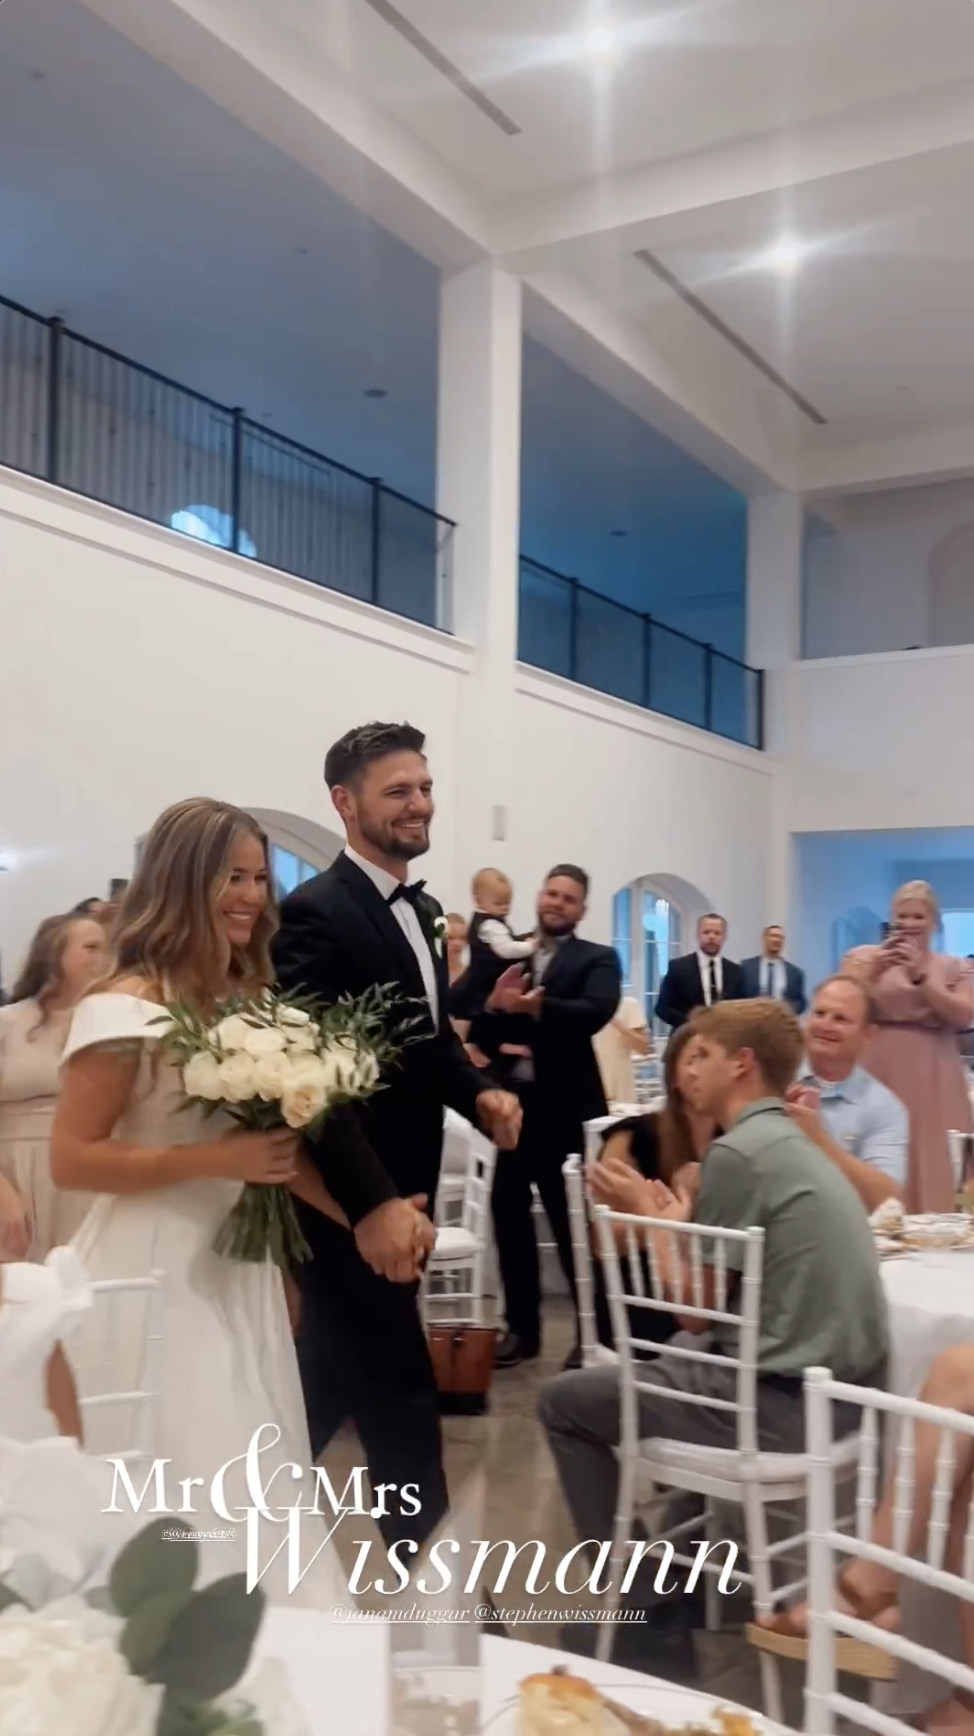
747, 492, 803, 672
747, 491, 804, 935
437, 262, 522, 886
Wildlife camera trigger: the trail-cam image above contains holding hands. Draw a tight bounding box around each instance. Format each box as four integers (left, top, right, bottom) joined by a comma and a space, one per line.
354, 1194, 435, 1284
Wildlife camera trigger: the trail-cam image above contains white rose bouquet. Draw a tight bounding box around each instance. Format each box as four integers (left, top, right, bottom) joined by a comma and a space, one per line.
0, 1518, 311, 1736
156, 985, 414, 1268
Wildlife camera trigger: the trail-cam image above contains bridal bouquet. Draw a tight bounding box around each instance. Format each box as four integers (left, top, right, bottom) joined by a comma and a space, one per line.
157, 985, 411, 1268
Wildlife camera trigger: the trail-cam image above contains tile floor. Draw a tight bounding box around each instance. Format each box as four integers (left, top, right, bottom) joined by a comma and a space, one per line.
321, 1295, 810, 1723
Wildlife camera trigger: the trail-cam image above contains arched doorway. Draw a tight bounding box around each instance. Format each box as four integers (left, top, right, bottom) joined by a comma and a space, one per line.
612, 872, 711, 1031
248, 809, 344, 900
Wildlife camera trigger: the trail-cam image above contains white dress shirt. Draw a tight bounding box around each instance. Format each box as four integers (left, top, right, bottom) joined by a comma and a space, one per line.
344, 846, 439, 1028
697, 951, 723, 1006
761, 956, 786, 999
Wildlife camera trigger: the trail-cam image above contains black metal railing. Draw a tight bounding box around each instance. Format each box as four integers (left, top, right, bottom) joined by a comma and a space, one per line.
518, 556, 764, 749
0, 291, 453, 631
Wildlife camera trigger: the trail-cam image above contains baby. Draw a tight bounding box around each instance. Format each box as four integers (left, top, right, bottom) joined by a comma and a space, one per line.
449, 869, 535, 1031
469, 867, 535, 966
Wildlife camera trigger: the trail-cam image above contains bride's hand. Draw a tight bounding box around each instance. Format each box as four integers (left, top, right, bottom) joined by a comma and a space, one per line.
215, 1128, 300, 1184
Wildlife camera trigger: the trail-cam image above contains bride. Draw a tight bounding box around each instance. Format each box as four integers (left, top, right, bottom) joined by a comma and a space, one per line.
51, 797, 351, 1607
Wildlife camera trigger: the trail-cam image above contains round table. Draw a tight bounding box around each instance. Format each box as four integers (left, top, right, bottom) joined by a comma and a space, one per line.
880, 1247, 974, 1397
252, 1618, 782, 1734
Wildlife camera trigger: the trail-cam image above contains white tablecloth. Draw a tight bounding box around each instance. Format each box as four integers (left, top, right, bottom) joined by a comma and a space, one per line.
880, 1247, 974, 1397
253, 1610, 389, 1735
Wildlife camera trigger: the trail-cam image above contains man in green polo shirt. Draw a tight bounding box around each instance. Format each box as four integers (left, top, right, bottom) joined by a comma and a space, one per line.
538, 998, 887, 1633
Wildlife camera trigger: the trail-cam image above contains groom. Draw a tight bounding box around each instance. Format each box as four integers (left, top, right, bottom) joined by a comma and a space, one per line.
274, 721, 521, 1548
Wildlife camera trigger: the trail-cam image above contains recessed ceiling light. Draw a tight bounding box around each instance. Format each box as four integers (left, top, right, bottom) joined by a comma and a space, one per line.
364, 387, 388, 399
759, 236, 808, 277
581, 25, 620, 62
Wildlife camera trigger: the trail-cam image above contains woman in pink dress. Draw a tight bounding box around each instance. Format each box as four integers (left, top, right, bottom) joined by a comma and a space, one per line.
845, 881, 973, 1213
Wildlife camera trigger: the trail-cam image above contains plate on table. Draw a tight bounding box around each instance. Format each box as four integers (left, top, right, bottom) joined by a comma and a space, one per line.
899, 1214, 974, 1251
482, 1670, 768, 1735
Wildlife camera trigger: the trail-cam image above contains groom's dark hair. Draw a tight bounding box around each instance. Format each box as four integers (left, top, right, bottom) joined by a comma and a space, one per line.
325, 721, 427, 790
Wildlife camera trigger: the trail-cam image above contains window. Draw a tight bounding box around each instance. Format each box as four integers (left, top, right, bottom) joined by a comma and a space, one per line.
171, 505, 256, 559
611, 877, 688, 1029
943, 912, 974, 959
270, 844, 319, 901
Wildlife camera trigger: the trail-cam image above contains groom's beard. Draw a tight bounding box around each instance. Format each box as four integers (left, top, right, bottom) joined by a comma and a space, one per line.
360, 816, 431, 861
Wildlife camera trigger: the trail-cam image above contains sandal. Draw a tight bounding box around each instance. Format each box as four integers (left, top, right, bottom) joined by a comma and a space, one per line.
746, 1575, 899, 1681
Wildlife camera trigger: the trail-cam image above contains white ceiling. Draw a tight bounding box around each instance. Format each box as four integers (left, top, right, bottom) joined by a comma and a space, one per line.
256, 0, 974, 197
14, 0, 974, 495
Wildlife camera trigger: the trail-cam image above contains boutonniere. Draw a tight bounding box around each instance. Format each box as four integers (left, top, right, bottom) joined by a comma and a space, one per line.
432, 913, 448, 958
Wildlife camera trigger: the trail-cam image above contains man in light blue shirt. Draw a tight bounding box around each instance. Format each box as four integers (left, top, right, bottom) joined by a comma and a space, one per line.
787, 975, 907, 1212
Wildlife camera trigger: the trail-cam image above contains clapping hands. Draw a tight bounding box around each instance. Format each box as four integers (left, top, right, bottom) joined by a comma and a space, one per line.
487, 966, 544, 1018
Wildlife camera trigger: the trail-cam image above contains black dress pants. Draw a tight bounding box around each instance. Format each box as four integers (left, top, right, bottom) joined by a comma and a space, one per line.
490, 1084, 579, 1350
296, 1222, 447, 1551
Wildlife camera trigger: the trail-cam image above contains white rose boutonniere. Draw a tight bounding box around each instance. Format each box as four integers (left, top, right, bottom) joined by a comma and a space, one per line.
432, 913, 448, 958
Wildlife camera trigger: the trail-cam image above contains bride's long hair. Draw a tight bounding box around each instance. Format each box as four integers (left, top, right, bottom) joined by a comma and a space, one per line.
104, 798, 277, 1001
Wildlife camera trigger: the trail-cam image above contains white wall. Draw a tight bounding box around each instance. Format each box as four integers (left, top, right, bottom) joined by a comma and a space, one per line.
0, 469, 776, 978
784, 644, 974, 840
804, 478, 974, 658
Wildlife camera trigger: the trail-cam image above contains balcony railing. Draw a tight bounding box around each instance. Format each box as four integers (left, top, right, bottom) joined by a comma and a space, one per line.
519, 556, 764, 749
0, 292, 453, 631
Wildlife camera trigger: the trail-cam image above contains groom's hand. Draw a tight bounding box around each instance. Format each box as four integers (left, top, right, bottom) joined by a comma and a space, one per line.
355, 1197, 427, 1283
476, 1089, 522, 1150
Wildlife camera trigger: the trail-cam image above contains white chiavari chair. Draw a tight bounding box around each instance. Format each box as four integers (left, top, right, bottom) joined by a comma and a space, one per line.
803, 1365, 974, 1736
424, 1144, 497, 1327
562, 1156, 617, 1370
594, 1208, 860, 1719
79, 1271, 166, 1469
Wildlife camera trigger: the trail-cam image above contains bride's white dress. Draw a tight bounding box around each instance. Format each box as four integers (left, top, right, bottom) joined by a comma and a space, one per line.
64, 994, 349, 1609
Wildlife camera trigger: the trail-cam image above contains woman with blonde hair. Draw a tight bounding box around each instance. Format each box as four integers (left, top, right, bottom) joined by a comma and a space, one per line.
844, 880, 973, 1212
0, 912, 107, 1257
52, 798, 349, 1604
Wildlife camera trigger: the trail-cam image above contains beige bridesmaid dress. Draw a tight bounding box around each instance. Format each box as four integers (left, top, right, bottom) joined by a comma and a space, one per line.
844, 949, 974, 1213
0, 1000, 95, 1257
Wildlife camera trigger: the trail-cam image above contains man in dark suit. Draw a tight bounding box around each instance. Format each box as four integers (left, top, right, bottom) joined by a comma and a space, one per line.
470, 865, 622, 1371
655, 913, 744, 1030
273, 721, 521, 1548
741, 925, 806, 1016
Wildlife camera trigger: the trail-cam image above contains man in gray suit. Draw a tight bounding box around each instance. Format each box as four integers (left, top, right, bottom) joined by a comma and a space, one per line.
741, 925, 806, 1015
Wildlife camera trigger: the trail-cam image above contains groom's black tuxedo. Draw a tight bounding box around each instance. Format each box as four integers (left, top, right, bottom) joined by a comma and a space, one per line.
273, 852, 488, 1546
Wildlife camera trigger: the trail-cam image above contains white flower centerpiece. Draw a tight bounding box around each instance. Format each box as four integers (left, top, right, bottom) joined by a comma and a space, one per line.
155, 986, 418, 1267
0, 1517, 310, 1736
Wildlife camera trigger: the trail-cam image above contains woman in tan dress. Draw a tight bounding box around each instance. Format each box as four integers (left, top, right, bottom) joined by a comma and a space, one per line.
0, 914, 108, 1257
844, 881, 973, 1213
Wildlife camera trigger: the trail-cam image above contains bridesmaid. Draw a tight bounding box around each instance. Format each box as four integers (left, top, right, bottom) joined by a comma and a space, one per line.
844, 881, 973, 1213
0, 914, 108, 1256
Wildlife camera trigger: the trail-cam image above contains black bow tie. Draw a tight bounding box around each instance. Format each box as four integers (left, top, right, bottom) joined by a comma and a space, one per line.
388, 880, 426, 907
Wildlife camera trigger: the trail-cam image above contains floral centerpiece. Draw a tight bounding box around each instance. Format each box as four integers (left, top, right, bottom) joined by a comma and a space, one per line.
0, 1517, 309, 1736
156, 985, 417, 1268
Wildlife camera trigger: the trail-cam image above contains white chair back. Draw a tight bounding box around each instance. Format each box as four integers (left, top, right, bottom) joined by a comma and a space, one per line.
562, 1157, 598, 1366
947, 1129, 972, 1191
593, 1207, 764, 1454
80, 1272, 166, 1467
804, 1365, 974, 1736
459, 1141, 495, 1237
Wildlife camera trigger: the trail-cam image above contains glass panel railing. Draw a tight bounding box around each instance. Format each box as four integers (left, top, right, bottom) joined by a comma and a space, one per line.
517, 558, 764, 749
518, 558, 574, 677
576, 587, 644, 705
648, 620, 707, 730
